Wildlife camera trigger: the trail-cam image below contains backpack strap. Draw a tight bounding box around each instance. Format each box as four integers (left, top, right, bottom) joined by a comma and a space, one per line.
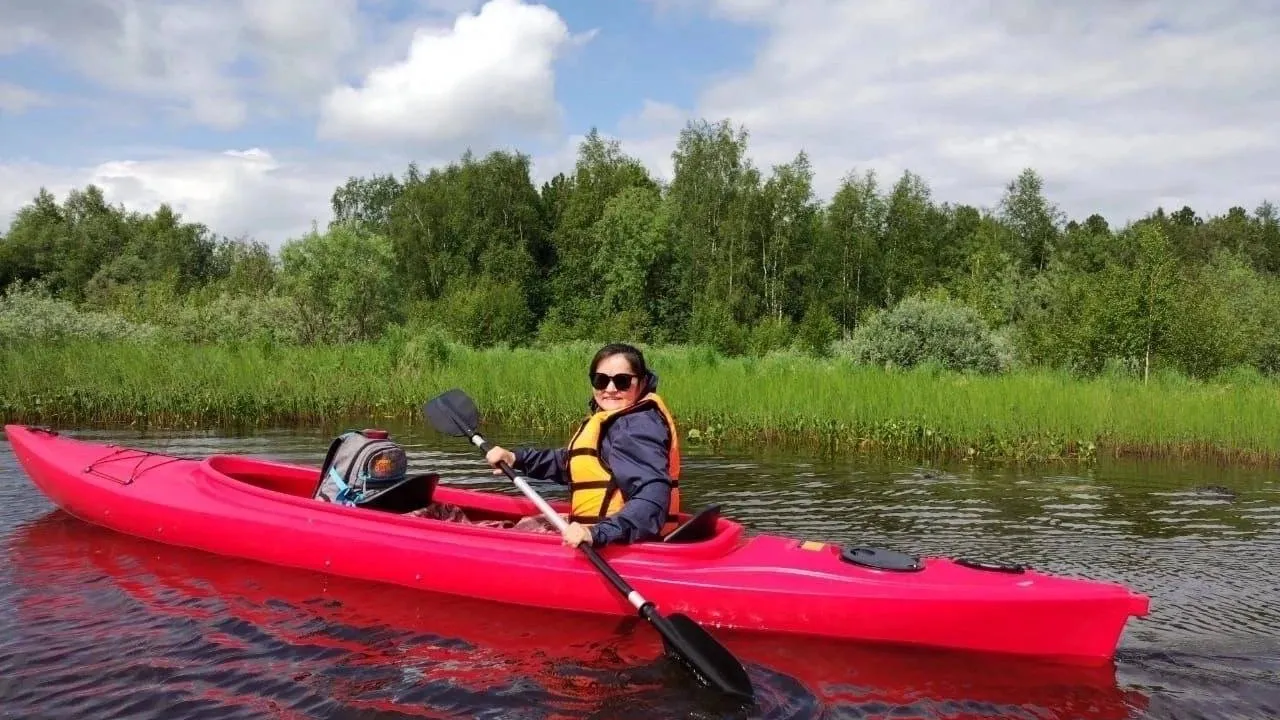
319, 434, 346, 483
316, 432, 362, 502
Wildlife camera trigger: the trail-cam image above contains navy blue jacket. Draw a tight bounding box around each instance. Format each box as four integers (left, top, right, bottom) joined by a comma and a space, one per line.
513, 403, 674, 547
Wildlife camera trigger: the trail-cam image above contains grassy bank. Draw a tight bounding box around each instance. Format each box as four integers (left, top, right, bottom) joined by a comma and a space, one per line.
3, 338, 1279, 466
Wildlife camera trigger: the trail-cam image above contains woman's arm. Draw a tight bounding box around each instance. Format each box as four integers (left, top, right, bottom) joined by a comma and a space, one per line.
512, 446, 569, 485
589, 410, 673, 546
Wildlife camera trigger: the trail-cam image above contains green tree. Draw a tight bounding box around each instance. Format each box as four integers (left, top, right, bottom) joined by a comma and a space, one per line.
330, 172, 403, 235
278, 225, 399, 343
1131, 222, 1180, 382
544, 130, 657, 335
998, 168, 1064, 273
759, 151, 819, 323
821, 169, 885, 329
881, 170, 942, 305
662, 119, 758, 334
590, 185, 670, 337
209, 236, 278, 294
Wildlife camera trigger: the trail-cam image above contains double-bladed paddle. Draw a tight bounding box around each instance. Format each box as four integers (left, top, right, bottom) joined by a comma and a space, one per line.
422, 388, 755, 703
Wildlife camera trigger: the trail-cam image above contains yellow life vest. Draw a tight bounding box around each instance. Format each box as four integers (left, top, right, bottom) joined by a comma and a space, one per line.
566, 393, 682, 535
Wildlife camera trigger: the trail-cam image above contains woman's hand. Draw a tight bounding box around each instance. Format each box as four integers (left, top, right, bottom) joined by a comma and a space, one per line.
485, 446, 515, 475
562, 522, 593, 548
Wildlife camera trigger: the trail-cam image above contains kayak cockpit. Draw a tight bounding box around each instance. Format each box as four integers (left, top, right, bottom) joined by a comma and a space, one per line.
201, 453, 535, 523
201, 454, 319, 498
198, 454, 741, 550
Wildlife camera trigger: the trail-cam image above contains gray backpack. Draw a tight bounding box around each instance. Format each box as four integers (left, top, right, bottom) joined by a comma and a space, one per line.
315, 428, 410, 506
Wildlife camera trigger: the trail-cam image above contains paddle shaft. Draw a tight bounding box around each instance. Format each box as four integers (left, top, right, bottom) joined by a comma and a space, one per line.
465, 432, 652, 614
424, 389, 755, 701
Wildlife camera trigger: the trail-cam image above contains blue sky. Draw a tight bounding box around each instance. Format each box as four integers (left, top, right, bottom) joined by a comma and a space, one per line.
2, 0, 1278, 248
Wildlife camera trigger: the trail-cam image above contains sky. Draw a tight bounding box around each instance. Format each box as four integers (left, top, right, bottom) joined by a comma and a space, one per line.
1, 0, 1278, 249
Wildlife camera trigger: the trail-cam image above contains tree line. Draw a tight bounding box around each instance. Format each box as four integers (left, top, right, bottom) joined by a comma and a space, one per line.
2, 119, 1279, 380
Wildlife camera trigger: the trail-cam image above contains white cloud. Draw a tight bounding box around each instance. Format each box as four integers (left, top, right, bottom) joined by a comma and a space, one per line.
238, 0, 362, 103
0, 163, 81, 228
624, 0, 1280, 224
0, 82, 47, 114
0, 1, 249, 128
0, 149, 373, 249
0, 0, 415, 128
317, 0, 584, 152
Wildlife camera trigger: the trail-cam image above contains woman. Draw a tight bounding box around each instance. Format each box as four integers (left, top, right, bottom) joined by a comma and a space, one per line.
484, 342, 682, 549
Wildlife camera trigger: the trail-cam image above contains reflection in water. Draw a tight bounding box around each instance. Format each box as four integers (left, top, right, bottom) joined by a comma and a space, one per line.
5, 513, 1146, 719
1, 423, 1278, 719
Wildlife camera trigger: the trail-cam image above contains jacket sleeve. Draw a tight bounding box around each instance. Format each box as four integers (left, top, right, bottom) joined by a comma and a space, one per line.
589, 410, 673, 547
512, 447, 569, 485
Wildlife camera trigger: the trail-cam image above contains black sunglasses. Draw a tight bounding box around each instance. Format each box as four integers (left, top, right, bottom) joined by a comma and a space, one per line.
590, 372, 637, 391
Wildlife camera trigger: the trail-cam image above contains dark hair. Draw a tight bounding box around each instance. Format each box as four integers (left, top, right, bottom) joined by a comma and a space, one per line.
590, 342, 648, 378
587, 343, 653, 411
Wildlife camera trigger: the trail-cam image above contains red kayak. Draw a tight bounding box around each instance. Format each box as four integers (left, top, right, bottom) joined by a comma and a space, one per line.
4, 424, 1150, 666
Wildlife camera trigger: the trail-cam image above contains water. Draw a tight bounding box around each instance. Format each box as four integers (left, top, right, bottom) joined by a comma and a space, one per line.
2, 422, 1278, 719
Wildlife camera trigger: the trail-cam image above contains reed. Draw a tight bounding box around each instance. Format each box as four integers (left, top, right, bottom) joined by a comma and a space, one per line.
3, 339, 1279, 466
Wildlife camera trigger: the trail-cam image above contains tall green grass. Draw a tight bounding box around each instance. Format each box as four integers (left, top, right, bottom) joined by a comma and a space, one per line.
3, 338, 1279, 465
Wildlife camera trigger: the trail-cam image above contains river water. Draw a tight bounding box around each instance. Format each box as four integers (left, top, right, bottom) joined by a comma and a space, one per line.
1, 422, 1277, 719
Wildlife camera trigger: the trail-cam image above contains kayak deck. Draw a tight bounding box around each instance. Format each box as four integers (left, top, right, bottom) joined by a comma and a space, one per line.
4, 424, 1151, 665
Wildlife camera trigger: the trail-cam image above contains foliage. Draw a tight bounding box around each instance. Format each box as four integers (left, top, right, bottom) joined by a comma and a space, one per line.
166, 292, 304, 346
0, 282, 162, 345
277, 225, 400, 344
435, 276, 535, 348
847, 294, 1007, 374
396, 326, 456, 372
747, 316, 793, 357
2, 115, 1279, 385
796, 302, 840, 357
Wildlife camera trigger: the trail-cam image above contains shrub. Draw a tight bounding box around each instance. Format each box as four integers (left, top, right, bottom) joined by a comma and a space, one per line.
747, 316, 793, 357
439, 277, 534, 348
398, 326, 455, 372
278, 226, 400, 343
686, 300, 746, 356
167, 291, 304, 346
0, 282, 162, 344
796, 302, 840, 357
846, 294, 1007, 373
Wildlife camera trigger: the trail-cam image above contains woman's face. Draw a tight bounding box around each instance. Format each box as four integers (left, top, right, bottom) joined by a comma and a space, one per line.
591, 353, 643, 412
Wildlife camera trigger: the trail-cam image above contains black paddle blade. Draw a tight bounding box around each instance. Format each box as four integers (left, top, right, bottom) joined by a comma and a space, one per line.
423, 389, 479, 437
650, 611, 754, 703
